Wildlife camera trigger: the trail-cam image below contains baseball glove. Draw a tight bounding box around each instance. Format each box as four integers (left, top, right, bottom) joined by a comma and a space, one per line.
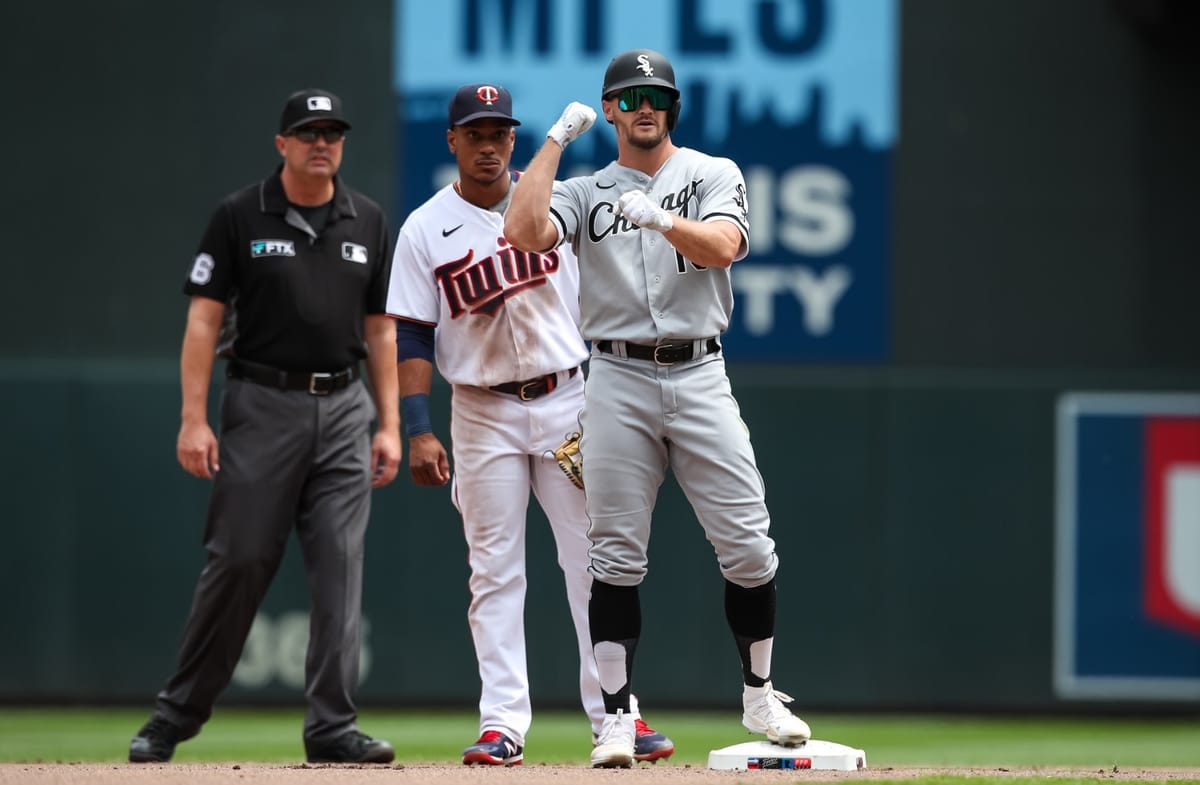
554, 431, 584, 490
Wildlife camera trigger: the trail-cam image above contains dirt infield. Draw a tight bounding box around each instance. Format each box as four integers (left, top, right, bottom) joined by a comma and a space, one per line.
3, 764, 1200, 784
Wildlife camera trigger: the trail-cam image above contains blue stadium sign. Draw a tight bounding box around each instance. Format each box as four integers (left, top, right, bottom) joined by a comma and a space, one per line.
393, 0, 897, 361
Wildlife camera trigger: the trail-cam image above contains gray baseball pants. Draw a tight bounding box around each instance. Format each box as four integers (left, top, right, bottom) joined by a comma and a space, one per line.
154, 377, 375, 743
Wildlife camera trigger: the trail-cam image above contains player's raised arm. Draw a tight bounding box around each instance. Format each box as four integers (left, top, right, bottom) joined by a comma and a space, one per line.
504, 102, 595, 252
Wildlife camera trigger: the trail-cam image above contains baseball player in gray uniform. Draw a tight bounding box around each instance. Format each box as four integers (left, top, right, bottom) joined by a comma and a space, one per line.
504, 49, 812, 768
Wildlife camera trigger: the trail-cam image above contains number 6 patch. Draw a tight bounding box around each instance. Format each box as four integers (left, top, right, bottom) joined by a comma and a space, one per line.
189, 253, 215, 285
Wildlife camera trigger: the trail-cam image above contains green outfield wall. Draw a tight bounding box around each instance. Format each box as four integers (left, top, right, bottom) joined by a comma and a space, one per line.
3, 364, 1197, 710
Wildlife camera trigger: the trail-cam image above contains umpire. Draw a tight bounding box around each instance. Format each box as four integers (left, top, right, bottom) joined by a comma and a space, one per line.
129, 89, 400, 764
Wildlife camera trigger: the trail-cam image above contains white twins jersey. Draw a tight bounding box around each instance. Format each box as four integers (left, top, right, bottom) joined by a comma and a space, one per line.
549, 146, 750, 343
387, 181, 588, 387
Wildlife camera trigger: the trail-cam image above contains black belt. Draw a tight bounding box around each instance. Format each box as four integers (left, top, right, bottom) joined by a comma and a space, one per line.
226, 359, 360, 396
595, 338, 720, 366
489, 367, 578, 401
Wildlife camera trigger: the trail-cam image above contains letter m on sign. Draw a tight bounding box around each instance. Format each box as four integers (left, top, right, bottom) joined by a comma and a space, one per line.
465, 0, 552, 53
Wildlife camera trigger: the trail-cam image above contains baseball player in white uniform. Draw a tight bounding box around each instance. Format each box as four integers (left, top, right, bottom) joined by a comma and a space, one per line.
386, 83, 673, 766
504, 51, 812, 768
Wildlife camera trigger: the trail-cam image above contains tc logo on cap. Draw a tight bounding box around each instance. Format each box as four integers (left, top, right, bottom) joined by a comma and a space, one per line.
307, 96, 333, 111
475, 86, 499, 105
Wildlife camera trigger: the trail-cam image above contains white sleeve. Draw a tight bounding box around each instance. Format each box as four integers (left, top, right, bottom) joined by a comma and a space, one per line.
385, 222, 440, 324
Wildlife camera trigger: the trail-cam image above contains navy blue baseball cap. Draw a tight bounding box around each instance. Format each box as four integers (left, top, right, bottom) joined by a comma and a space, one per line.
279, 89, 351, 133
448, 84, 521, 128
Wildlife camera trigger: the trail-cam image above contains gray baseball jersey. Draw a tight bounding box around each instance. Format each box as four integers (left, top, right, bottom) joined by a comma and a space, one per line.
548, 147, 750, 343
544, 144, 777, 591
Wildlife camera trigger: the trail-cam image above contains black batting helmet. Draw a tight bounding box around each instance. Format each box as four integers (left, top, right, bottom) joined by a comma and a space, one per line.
601, 49, 681, 130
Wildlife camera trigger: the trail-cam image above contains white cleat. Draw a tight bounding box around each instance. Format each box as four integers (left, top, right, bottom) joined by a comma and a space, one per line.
742, 681, 813, 747
591, 709, 635, 768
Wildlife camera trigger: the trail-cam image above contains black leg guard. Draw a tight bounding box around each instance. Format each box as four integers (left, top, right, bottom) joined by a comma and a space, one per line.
725, 579, 776, 687
590, 580, 641, 713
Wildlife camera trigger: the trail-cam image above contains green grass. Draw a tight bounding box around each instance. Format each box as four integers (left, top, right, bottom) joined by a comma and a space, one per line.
1, 707, 1198, 772
843, 781, 1184, 785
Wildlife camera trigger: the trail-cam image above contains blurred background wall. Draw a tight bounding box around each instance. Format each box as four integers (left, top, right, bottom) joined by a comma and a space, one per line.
1, 0, 1197, 712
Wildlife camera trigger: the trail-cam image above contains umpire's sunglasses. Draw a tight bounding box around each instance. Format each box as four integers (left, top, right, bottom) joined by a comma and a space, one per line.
287, 125, 347, 144
610, 86, 674, 112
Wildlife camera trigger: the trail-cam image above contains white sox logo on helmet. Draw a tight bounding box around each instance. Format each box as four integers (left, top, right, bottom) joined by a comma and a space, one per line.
636, 54, 654, 76
475, 85, 500, 104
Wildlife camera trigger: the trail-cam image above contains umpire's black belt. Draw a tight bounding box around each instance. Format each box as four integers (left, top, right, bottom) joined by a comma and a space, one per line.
490, 367, 579, 401
227, 359, 360, 396
595, 338, 720, 366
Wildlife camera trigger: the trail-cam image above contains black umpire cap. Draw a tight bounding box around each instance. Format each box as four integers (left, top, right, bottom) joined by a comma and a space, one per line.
279, 89, 352, 133
448, 84, 521, 128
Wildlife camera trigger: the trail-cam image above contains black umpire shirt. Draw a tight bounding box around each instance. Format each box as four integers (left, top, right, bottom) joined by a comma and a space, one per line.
183, 165, 391, 372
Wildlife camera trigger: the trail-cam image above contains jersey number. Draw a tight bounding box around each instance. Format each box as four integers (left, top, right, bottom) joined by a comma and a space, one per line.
675, 251, 707, 274
189, 253, 215, 285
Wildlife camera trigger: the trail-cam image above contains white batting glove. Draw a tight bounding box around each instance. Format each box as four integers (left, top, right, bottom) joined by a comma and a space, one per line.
616, 189, 675, 232
547, 102, 596, 149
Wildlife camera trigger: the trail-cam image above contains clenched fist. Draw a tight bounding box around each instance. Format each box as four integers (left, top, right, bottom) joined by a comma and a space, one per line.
547, 102, 596, 149
616, 189, 675, 232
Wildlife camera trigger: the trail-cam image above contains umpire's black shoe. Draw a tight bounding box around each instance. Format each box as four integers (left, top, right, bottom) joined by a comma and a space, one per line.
129, 715, 189, 763
305, 730, 395, 764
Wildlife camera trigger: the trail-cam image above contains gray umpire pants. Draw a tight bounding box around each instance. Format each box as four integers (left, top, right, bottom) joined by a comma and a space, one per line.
155, 376, 375, 743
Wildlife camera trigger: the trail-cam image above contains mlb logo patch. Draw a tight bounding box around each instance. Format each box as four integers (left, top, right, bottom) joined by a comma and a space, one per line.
1055, 393, 1200, 701
342, 242, 368, 264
